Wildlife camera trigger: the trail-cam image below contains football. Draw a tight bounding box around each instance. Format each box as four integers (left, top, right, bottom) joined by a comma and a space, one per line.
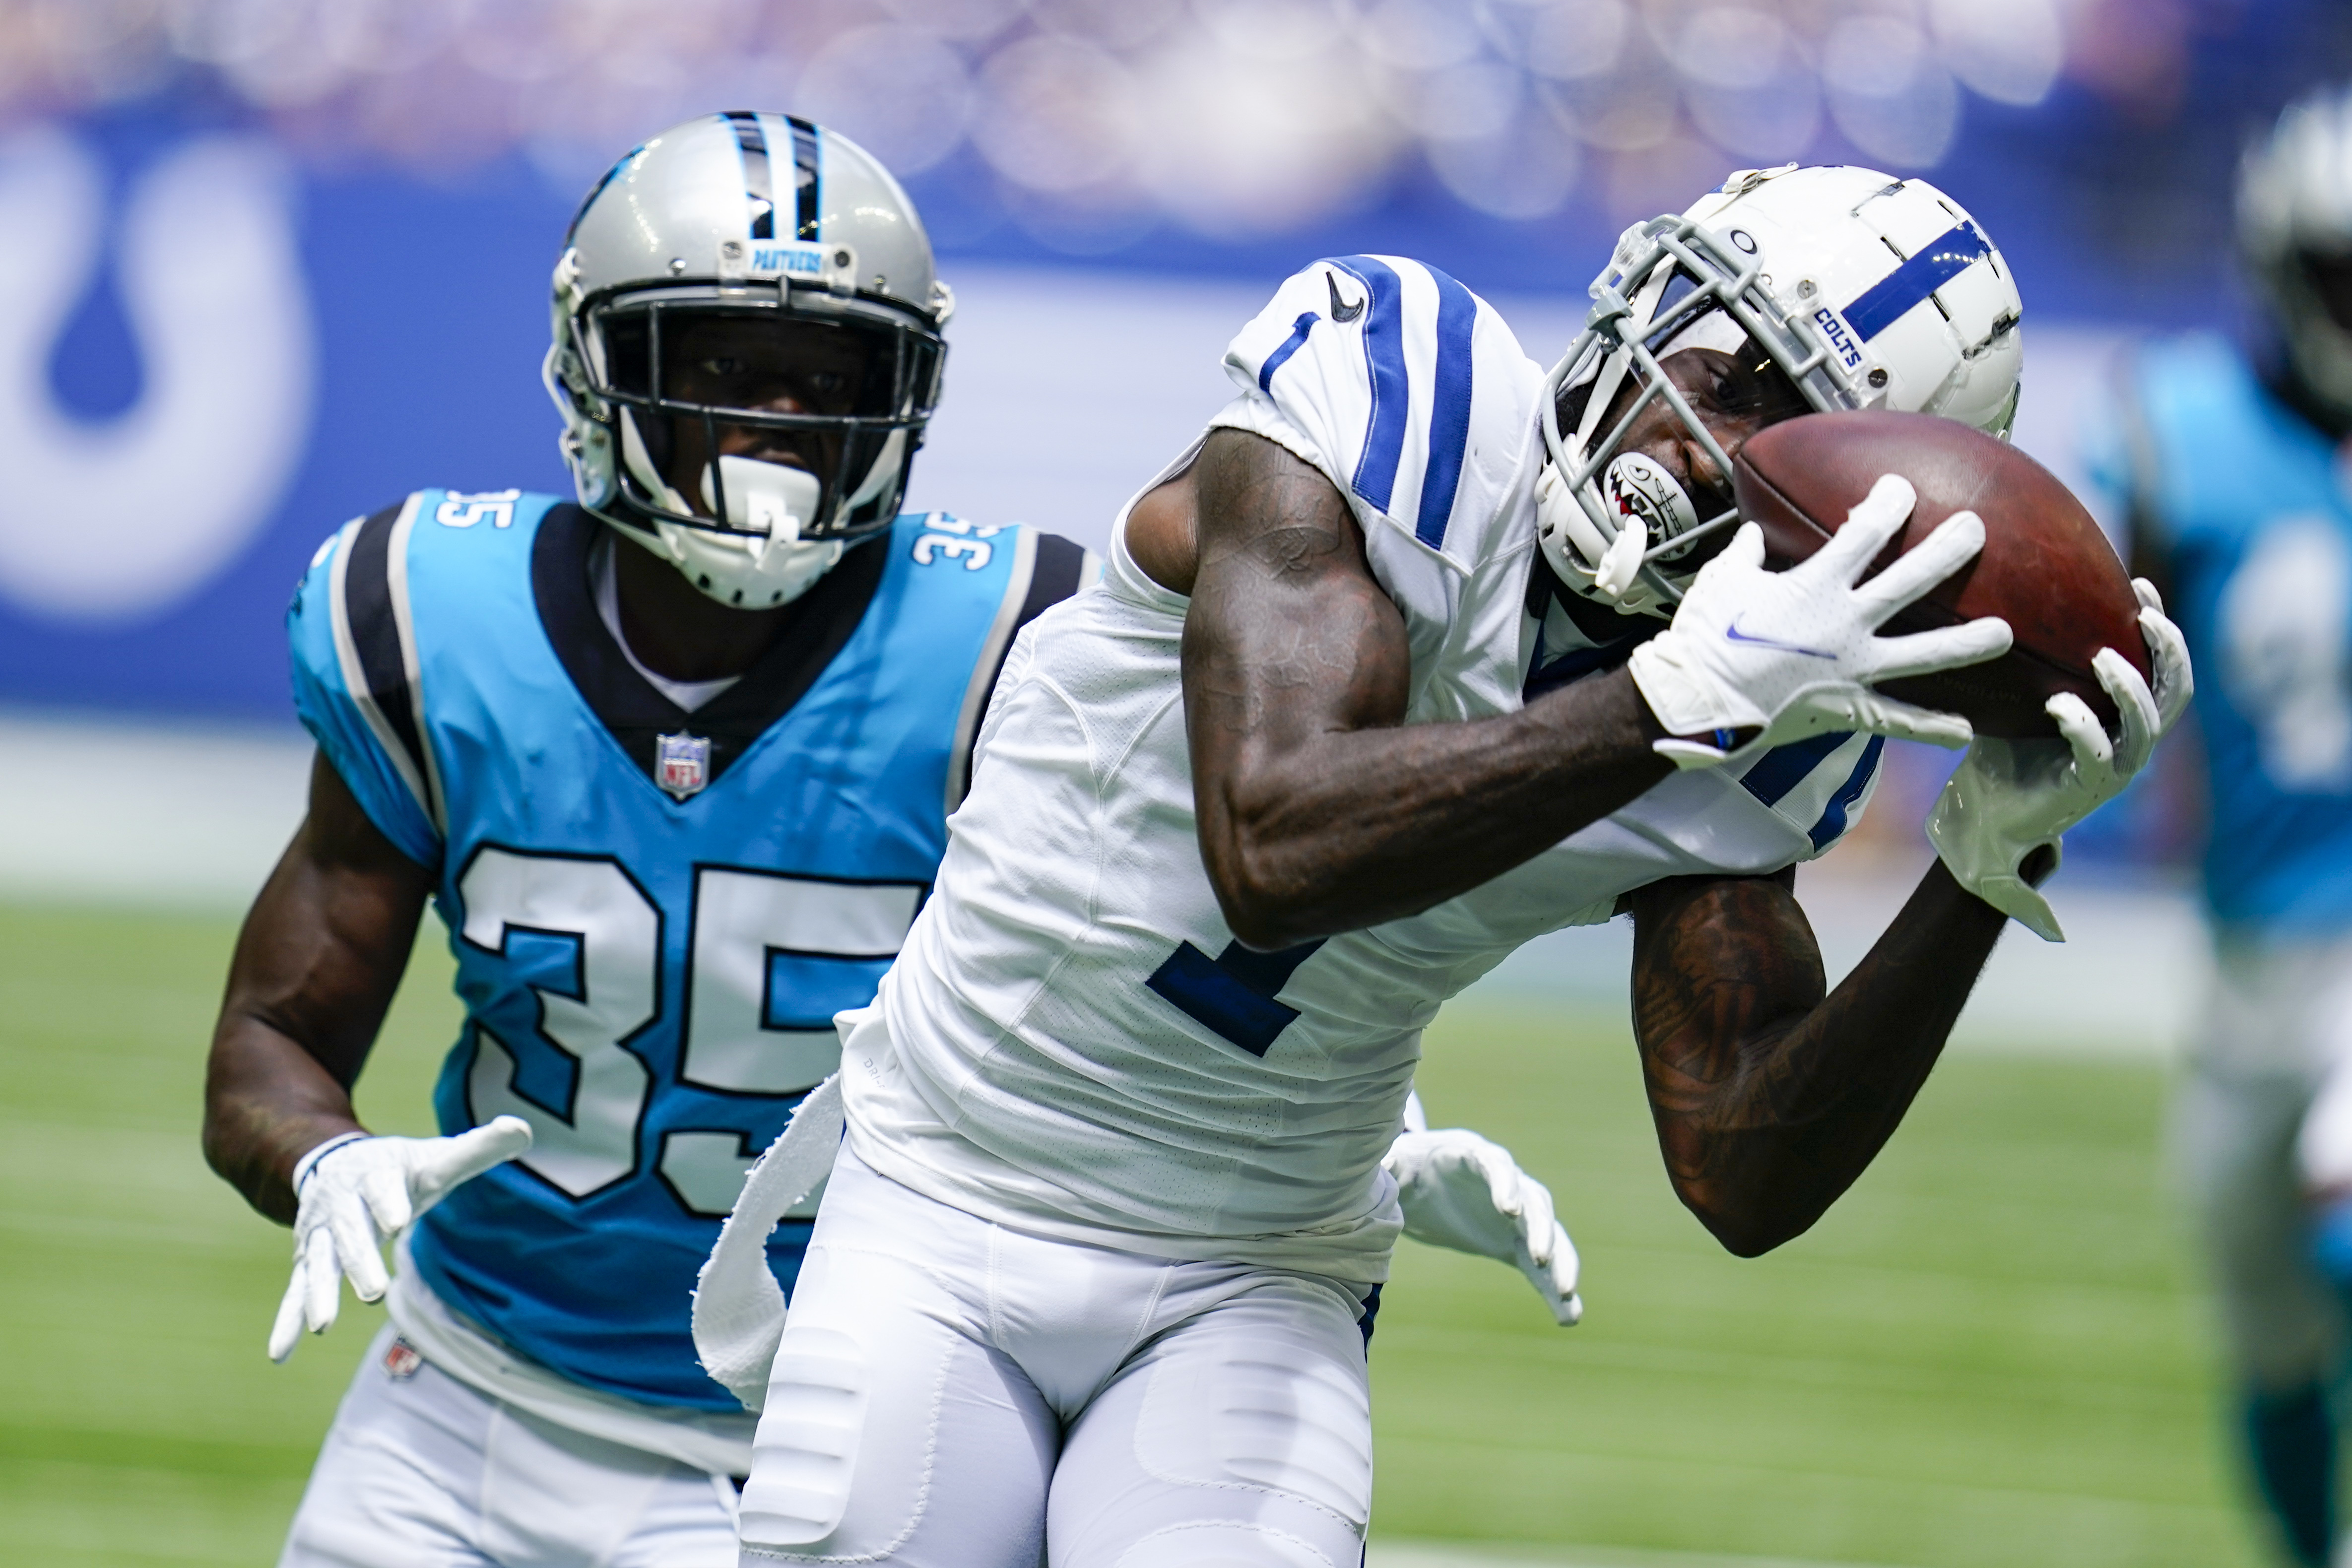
1731, 408, 2153, 739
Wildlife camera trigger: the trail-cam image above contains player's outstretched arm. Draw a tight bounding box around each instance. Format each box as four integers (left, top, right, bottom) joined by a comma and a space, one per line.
1621, 859, 2015, 1257
1180, 429, 1675, 949
202, 752, 433, 1225
1624, 620, 2188, 1256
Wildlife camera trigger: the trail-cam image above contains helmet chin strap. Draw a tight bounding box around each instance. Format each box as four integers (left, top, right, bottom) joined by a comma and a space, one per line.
701, 455, 824, 554
599, 454, 846, 610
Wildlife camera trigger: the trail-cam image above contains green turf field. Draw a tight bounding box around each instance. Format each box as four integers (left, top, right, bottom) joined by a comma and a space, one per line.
0, 898, 2271, 1567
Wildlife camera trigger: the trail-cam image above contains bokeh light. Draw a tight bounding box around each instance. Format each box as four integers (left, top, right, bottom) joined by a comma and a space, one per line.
0, 0, 2260, 241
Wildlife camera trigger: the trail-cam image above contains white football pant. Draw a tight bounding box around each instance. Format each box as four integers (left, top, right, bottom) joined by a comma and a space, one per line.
740, 1149, 1377, 1568
2175, 937, 2352, 1392
280, 1324, 738, 1568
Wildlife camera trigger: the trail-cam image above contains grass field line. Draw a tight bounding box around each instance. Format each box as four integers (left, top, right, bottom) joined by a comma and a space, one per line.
1389, 1254, 2186, 1326
1377, 1323, 2206, 1412
1542, 1230, 2182, 1292
0, 1206, 248, 1248
0, 1422, 318, 1477
1370, 1539, 1901, 1568
1366, 1428, 2240, 1522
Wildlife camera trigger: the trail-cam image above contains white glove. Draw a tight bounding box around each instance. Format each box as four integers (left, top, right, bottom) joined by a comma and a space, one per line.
1383, 1127, 1582, 1326
1926, 580, 2191, 942
267, 1116, 532, 1362
1626, 474, 2013, 768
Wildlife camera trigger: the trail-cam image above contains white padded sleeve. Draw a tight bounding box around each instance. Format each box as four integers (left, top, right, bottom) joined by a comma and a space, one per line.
1208, 255, 1545, 651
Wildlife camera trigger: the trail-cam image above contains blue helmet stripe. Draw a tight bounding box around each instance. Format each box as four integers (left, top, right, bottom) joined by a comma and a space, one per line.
1843, 221, 1993, 341
1416, 265, 1477, 550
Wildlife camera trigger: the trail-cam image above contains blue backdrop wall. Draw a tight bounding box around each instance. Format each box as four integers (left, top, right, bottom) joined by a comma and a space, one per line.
0, 100, 575, 719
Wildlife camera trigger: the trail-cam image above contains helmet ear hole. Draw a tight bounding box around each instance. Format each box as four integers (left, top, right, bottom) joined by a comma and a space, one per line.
1552, 377, 1598, 448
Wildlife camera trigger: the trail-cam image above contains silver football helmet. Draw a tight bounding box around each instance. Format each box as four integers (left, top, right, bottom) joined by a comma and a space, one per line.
2241, 86, 2352, 417
545, 113, 953, 608
1538, 164, 2024, 616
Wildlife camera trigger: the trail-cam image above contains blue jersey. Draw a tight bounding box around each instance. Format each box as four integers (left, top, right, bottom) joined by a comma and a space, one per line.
287, 490, 1091, 1407
2091, 334, 2352, 933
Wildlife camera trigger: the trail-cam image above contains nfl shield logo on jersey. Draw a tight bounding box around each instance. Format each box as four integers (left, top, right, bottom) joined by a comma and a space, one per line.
655, 732, 711, 799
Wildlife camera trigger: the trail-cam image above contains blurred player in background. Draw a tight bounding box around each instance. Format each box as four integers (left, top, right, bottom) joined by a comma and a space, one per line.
198, 111, 1577, 1568
702, 164, 2191, 1567
2093, 85, 2352, 1568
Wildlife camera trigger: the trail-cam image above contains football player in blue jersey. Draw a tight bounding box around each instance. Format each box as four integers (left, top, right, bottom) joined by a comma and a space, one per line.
2091, 86, 2352, 1568
195, 114, 1108, 1567
200, 112, 1584, 1568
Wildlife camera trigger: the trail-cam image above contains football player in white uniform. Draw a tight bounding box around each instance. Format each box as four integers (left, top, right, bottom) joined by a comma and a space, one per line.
702, 164, 2192, 1568
203, 112, 1581, 1568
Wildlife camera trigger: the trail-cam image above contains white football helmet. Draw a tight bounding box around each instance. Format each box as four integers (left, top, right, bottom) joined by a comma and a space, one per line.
1538, 164, 2024, 616
544, 113, 953, 608
2240, 86, 2352, 418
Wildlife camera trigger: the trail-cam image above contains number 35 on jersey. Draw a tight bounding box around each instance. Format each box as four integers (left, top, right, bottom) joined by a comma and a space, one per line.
457, 846, 921, 1217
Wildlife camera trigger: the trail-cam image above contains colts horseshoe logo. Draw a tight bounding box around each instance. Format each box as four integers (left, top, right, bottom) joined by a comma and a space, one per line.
0, 127, 316, 622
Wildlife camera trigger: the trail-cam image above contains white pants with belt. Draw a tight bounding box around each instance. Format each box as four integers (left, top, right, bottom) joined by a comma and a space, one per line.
740, 1149, 1379, 1568
279, 1324, 739, 1568
2176, 935, 2352, 1392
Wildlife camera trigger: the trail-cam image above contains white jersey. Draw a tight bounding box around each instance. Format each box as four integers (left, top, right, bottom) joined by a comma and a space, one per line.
843, 256, 1887, 1282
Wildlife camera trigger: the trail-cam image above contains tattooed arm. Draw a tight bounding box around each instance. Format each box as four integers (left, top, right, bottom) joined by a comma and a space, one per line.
1164, 428, 1674, 950
1622, 854, 2034, 1256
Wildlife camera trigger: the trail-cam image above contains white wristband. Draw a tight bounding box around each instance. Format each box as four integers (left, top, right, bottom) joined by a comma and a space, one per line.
291, 1131, 371, 1195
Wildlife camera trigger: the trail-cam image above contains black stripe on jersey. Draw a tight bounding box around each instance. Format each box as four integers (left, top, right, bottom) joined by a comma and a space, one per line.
953, 532, 1091, 800
531, 506, 886, 791
786, 116, 821, 241
341, 502, 436, 806
724, 110, 776, 241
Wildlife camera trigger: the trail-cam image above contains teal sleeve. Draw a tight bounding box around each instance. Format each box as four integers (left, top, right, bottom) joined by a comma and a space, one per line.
2079, 389, 2131, 513
284, 531, 443, 869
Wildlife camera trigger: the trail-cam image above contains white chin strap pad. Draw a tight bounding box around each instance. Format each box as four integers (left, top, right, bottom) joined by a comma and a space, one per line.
649, 455, 842, 609
701, 455, 823, 545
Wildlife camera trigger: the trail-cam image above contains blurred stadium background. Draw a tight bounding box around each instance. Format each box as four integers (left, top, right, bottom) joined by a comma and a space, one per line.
4, 0, 2351, 1564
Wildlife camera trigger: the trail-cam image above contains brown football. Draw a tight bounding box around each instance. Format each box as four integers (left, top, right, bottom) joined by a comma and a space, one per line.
1731, 408, 2152, 738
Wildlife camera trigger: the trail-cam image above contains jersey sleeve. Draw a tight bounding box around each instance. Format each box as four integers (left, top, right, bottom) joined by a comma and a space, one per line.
285, 505, 444, 868
1210, 256, 1529, 572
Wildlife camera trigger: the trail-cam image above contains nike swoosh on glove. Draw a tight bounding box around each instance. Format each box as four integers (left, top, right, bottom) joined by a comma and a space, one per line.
1626, 474, 2013, 769
1926, 579, 2192, 941
268, 1117, 532, 1362
1383, 1127, 1582, 1326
